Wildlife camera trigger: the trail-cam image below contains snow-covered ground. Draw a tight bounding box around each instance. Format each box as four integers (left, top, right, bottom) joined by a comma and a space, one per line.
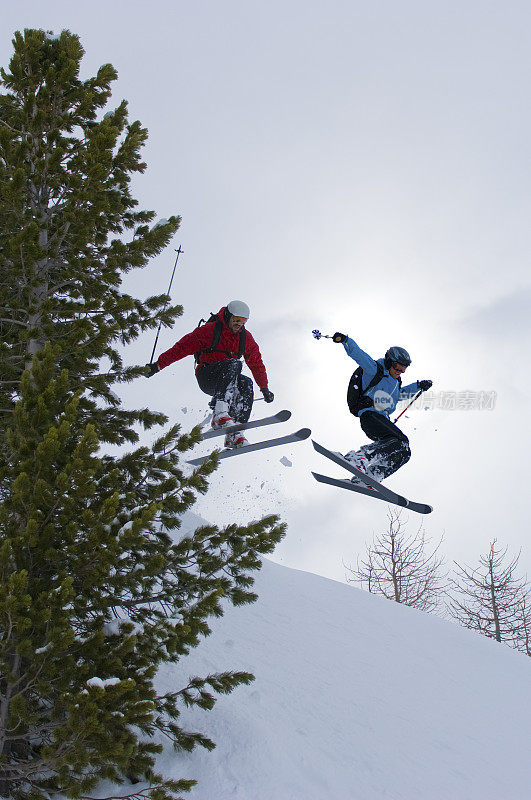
154, 545, 531, 800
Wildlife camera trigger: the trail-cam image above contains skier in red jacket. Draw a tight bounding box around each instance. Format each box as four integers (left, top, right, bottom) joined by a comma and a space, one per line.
146, 301, 273, 448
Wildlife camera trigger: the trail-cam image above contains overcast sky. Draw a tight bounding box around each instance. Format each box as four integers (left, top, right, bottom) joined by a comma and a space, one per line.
3, 1, 531, 582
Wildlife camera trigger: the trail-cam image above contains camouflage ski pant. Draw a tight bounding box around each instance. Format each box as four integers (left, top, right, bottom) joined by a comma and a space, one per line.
358, 410, 411, 481
196, 358, 253, 423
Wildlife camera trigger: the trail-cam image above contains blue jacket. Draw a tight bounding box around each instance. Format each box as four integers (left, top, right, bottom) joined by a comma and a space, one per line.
343, 336, 419, 418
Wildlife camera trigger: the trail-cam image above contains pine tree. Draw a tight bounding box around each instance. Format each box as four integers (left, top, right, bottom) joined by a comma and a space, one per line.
0, 28, 180, 444
0, 30, 286, 799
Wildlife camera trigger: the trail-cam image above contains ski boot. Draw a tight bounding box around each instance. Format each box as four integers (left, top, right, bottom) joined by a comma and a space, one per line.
224, 431, 249, 449
211, 400, 234, 430
343, 449, 370, 485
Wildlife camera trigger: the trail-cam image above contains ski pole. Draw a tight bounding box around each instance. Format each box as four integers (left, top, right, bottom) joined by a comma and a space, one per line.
149, 245, 184, 364
393, 389, 424, 424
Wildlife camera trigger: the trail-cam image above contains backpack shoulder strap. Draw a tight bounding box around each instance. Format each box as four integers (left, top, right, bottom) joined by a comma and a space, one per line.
365, 361, 384, 393
237, 329, 247, 357
209, 318, 223, 352
194, 314, 221, 363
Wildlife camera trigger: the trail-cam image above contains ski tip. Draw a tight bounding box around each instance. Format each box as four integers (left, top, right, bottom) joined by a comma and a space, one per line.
311, 470, 331, 482
276, 409, 292, 421
295, 428, 312, 440
404, 498, 434, 515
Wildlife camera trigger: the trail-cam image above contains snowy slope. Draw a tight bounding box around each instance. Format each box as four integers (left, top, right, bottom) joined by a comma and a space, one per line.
154, 550, 531, 800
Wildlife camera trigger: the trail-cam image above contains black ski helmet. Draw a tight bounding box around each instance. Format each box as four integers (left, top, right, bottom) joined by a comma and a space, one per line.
384, 346, 411, 369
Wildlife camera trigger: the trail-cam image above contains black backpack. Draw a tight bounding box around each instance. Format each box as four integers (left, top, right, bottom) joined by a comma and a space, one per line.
347, 362, 384, 417
194, 312, 247, 365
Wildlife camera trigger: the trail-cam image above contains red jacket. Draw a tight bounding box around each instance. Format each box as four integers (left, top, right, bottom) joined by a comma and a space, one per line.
158, 307, 268, 389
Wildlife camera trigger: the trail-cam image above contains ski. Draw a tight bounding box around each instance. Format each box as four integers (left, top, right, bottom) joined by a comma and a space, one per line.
312, 472, 432, 514
200, 409, 291, 440
312, 440, 433, 515
188, 428, 311, 466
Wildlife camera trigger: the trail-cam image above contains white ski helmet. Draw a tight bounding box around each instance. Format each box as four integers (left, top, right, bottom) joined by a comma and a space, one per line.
227, 300, 250, 319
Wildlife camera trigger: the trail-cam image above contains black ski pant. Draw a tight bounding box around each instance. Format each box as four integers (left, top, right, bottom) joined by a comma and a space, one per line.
358, 410, 411, 481
196, 359, 253, 423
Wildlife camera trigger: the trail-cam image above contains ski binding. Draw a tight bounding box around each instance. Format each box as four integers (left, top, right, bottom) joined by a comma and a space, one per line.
200, 409, 291, 441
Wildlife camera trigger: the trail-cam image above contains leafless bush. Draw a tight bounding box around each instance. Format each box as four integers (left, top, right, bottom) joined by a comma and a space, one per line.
450, 539, 531, 653
346, 509, 447, 613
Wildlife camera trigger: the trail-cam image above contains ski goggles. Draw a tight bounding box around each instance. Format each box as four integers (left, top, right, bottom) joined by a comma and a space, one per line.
231, 316, 248, 325
392, 363, 408, 373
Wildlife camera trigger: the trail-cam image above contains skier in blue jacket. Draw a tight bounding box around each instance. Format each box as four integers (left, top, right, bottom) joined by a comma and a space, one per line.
332, 332, 432, 482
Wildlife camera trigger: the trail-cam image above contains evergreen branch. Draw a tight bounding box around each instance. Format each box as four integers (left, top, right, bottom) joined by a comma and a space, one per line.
0, 120, 22, 134
78, 784, 196, 800
0, 318, 28, 326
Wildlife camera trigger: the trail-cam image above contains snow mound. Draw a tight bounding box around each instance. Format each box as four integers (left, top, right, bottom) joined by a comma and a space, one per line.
156, 556, 531, 800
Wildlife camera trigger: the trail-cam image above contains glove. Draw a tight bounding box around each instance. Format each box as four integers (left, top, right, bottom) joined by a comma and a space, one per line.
417, 380, 432, 391
333, 332, 347, 343
261, 387, 274, 403
145, 362, 160, 378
